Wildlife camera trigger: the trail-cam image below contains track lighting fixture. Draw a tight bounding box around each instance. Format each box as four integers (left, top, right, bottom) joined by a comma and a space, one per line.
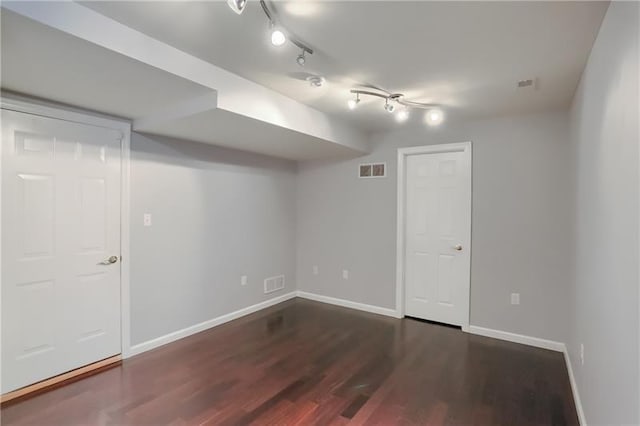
296, 50, 306, 66
347, 93, 360, 110
226, 0, 247, 15
226, 1, 446, 121
349, 89, 443, 126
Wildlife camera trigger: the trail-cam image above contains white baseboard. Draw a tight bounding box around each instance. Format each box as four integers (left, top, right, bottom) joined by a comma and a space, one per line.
563, 344, 587, 425
467, 325, 565, 352
128, 291, 297, 357
296, 291, 400, 318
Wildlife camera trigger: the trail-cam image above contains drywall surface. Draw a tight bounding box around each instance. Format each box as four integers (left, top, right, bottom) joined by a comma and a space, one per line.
130, 133, 297, 345
297, 111, 572, 343
568, 2, 640, 424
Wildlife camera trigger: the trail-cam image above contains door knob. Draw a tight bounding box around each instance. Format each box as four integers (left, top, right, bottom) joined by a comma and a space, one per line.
454, 245, 463, 251
100, 255, 118, 265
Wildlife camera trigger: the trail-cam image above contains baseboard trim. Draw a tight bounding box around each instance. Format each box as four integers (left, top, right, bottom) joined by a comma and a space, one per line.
467, 325, 565, 352
563, 345, 586, 425
296, 291, 400, 318
129, 291, 297, 357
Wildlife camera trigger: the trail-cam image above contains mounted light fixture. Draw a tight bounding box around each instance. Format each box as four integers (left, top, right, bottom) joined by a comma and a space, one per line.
226, 0, 248, 15
306, 75, 325, 88
270, 25, 286, 46
347, 93, 360, 110
296, 49, 308, 67
260, 0, 314, 64
349, 89, 442, 125
384, 99, 395, 113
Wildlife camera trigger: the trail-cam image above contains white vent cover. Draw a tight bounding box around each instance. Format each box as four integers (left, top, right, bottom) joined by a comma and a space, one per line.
264, 275, 285, 294
359, 163, 386, 178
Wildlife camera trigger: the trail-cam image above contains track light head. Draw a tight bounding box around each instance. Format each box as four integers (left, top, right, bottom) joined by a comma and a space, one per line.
270, 26, 286, 46
227, 0, 248, 15
348, 94, 360, 110
384, 99, 395, 113
296, 50, 306, 66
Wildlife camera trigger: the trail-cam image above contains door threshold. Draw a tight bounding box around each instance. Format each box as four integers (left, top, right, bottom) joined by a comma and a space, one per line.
1, 354, 121, 405
404, 316, 462, 330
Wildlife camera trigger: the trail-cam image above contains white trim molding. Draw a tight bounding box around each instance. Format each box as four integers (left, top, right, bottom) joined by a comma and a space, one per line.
467, 325, 565, 352
129, 292, 297, 357
296, 291, 401, 318
563, 345, 587, 425
396, 142, 472, 328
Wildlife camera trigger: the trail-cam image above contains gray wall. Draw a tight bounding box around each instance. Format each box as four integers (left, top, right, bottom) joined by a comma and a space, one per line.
568, 2, 639, 424
130, 133, 297, 345
297, 111, 572, 343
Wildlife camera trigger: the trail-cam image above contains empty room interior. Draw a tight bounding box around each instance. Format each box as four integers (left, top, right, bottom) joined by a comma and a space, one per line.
0, 1, 638, 425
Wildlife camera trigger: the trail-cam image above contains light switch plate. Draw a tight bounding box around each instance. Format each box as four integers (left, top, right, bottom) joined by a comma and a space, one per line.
342, 270, 349, 280
511, 293, 520, 305
312, 265, 319, 275
143, 213, 152, 227
241, 275, 248, 286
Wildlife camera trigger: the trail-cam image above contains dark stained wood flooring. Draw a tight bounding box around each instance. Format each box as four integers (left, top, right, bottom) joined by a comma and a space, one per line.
1, 298, 577, 425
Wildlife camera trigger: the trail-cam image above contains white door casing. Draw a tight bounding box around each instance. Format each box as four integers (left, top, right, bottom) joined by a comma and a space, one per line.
1, 108, 124, 393
396, 143, 471, 328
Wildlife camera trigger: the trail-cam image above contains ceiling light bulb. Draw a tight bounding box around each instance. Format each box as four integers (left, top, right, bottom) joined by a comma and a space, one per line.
296, 51, 306, 66
348, 95, 360, 110
227, 0, 247, 14
384, 100, 395, 113
425, 109, 444, 126
396, 109, 410, 122
271, 28, 286, 46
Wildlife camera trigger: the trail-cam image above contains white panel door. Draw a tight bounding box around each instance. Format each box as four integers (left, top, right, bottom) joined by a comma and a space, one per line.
1, 109, 122, 393
403, 148, 471, 326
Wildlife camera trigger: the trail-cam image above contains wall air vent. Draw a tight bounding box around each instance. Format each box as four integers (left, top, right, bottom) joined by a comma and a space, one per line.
264, 275, 285, 294
359, 163, 386, 178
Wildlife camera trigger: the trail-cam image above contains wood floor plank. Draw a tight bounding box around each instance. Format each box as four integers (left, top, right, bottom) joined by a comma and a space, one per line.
0, 298, 578, 425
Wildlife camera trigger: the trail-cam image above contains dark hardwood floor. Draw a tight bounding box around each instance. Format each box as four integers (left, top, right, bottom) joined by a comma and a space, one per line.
1, 298, 577, 425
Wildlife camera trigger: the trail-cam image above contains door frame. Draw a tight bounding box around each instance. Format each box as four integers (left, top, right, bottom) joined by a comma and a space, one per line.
0, 94, 133, 357
395, 142, 472, 331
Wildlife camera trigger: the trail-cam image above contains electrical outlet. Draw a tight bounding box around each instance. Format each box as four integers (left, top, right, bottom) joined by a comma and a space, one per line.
240, 275, 248, 286
312, 265, 319, 275
580, 343, 584, 365
342, 269, 349, 280
143, 213, 152, 227
510, 293, 520, 305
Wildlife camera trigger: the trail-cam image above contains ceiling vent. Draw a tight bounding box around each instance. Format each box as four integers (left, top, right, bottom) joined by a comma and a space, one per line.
517, 79, 535, 88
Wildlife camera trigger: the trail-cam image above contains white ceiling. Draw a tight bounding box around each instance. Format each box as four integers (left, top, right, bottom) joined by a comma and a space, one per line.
0, 9, 213, 120
83, 0, 608, 131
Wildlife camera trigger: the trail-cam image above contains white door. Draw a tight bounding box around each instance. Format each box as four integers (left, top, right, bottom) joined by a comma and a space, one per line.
402, 145, 471, 326
1, 109, 122, 393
